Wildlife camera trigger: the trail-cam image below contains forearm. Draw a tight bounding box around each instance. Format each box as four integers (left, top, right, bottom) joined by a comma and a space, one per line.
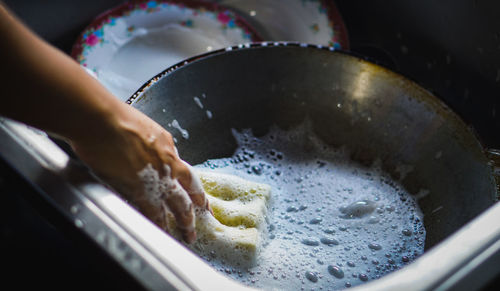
0, 5, 126, 143
0, 5, 209, 242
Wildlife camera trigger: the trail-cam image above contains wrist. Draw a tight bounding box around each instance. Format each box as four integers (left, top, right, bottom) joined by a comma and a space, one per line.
65, 89, 129, 146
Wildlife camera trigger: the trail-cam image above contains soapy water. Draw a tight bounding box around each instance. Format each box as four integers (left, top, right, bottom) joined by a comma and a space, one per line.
193, 121, 426, 290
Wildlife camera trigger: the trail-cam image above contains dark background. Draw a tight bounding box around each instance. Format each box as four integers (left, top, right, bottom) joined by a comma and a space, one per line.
1, 0, 499, 289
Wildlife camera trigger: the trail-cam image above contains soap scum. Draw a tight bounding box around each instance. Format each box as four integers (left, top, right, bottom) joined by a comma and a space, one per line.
0, 3, 211, 243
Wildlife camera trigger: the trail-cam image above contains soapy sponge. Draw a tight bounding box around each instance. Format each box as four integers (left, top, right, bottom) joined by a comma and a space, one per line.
193, 171, 271, 265
199, 171, 271, 228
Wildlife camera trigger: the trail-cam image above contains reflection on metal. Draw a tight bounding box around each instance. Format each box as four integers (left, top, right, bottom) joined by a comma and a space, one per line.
351, 70, 373, 101
2, 118, 69, 170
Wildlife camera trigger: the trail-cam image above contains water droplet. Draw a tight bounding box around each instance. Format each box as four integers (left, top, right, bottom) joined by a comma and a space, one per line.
347, 261, 356, 267
320, 237, 339, 246
75, 219, 84, 228
367, 216, 380, 224
323, 228, 335, 234
340, 200, 377, 218
171, 119, 189, 139
301, 238, 320, 246
309, 217, 323, 224
385, 205, 395, 212
328, 265, 344, 278
193, 96, 204, 109
251, 165, 262, 175
287, 206, 299, 212
402, 229, 412, 236
70, 205, 79, 214
359, 273, 369, 281
368, 243, 382, 250
305, 271, 318, 282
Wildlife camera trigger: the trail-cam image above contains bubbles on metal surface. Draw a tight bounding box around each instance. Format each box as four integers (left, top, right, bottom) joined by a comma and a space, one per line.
194, 120, 426, 290
328, 265, 344, 278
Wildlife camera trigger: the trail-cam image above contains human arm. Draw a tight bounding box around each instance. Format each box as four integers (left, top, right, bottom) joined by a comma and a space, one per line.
0, 4, 208, 243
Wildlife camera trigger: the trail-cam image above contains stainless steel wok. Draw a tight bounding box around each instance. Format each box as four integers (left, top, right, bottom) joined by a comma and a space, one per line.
1, 43, 499, 291
129, 43, 498, 248
128, 43, 500, 290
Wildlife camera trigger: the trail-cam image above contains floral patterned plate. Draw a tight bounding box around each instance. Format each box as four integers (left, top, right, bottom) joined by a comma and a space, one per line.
71, 0, 261, 101
215, 0, 349, 49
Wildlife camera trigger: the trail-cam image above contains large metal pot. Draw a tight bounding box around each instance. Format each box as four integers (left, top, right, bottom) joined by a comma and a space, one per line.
129, 43, 500, 290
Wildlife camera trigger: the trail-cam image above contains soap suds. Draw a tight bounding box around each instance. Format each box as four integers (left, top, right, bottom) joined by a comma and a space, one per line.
194, 120, 426, 290
193, 96, 204, 109
137, 163, 194, 233
139, 162, 271, 267
171, 119, 189, 139
190, 171, 271, 267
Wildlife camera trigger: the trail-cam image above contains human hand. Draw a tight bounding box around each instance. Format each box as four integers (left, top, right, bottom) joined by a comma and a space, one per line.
0, 3, 210, 243
71, 103, 210, 243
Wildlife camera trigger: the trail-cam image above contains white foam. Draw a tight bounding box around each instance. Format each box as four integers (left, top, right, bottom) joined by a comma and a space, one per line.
171, 119, 189, 139
193, 96, 204, 109
194, 120, 426, 290
137, 164, 194, 232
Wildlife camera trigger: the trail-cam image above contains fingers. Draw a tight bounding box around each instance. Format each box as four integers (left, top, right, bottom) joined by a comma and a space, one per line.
163, 178, 196, 243
155, 130, 208, 210
142, 130, 211, 242
174, 160, 210, 210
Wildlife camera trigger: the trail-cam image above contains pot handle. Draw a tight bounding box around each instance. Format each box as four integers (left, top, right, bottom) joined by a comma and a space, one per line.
486, 148, 500, 197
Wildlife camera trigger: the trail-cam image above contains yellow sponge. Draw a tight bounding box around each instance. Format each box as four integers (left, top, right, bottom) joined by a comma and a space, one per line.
198, 171, 271, 228
193, 171, 271, 265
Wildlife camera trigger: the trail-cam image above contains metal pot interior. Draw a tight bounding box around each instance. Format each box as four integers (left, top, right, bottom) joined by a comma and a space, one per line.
130, 44, 497, 251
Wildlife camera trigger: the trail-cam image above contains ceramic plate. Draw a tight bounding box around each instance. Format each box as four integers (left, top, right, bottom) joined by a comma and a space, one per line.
71, 0, 261, 101
215, 0, 348, 49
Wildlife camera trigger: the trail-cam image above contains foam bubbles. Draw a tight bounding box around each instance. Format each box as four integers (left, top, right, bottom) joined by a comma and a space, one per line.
339, 200, 377, 218
194, 121, 426, 290
138, 163, 194, 232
